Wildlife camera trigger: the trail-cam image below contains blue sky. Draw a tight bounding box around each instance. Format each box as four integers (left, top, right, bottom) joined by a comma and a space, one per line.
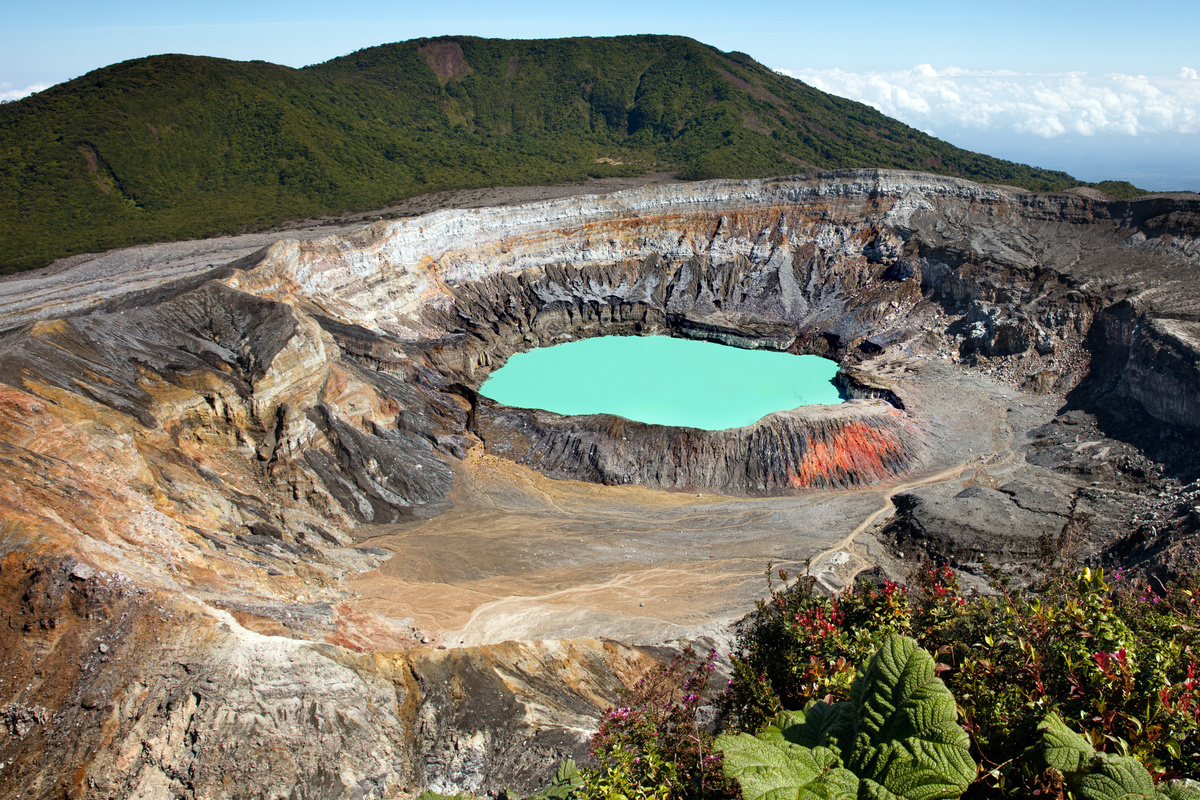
4, 0, 1199, 190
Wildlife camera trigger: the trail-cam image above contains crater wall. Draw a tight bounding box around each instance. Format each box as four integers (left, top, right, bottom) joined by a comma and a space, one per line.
2, 170, 1200, 797
476, 399, 921, 492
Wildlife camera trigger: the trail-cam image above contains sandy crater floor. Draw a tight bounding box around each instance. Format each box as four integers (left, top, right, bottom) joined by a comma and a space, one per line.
348, 358, 1064, 647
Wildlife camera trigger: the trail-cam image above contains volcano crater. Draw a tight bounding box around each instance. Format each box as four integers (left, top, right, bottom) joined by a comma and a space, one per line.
4, 170, 1200, 797
453, 328, 920, 494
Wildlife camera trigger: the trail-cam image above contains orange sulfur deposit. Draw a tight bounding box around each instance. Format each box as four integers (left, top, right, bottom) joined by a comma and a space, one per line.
790, 417, 915, 489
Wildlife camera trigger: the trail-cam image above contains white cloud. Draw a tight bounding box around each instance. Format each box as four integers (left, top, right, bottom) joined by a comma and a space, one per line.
0, 82, 50, 102
776, 66, 1200, 139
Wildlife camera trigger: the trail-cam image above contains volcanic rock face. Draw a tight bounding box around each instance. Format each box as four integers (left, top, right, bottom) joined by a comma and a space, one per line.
475, 400, 921, 492
0, 550, 661, 798
1, 170, 1200, 797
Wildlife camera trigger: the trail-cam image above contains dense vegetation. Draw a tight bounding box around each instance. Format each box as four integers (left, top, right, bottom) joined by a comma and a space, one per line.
544, 563, 1200, 798
718, 635, 976, 800
1, 35, 1090, 273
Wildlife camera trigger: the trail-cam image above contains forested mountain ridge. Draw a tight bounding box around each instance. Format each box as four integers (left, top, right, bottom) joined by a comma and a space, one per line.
1, 34, 1094, 272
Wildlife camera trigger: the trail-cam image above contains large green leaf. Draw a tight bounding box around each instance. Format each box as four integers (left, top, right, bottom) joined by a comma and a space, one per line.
1036, 713, 1097, 775
846, 636, 975, 800
760, 709, 811, 743
1160, 781, 1200, 800
769, 702, 855, 757
1076, 753, 1159, 800
857, 780, 905, 800
721, 638, 977, 800
716, 733, 859, 800
1033, 714, 1197, 800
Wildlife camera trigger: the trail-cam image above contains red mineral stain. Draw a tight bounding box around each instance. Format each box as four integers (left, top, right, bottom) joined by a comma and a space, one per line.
789, 421, 909, 488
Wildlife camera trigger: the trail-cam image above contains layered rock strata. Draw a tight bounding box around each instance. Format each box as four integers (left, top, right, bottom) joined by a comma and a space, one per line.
0, 551, 660, 798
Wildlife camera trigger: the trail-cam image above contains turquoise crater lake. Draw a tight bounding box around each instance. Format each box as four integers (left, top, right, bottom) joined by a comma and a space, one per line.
478, 336, 846, 431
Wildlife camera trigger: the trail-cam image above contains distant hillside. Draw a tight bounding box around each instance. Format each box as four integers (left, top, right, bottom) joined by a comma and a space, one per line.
1, 35, 1086, 273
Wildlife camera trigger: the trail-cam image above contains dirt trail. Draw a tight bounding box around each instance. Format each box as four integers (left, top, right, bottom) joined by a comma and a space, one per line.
806, 461, 973, 587
807, 376, 1022, 587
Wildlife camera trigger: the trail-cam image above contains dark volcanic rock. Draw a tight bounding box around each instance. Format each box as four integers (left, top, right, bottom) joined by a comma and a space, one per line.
882, 485, 1065, 579
475, 398, 922, 492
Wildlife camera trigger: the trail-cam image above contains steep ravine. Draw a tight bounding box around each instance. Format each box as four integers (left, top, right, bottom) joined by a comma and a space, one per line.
1, 171, 1198, 798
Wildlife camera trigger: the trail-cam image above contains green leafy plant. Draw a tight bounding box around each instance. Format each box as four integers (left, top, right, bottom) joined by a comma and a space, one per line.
717, 635, 976, 800
1033, 712, 1200, 800
529, 760, 585, 800
722, 565, 1200, 796
581, 746, 679, 800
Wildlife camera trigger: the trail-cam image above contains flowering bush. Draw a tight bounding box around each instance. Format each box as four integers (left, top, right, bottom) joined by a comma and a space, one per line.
579, 648, 736, 800
932, 566, 1200, 787
538, 565, 1200, 799
718, 564, 911, 732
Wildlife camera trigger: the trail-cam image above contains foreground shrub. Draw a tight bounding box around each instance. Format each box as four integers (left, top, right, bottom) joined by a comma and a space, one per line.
576, 647, 736, 800
533, 565, 1200, 799
720, 565, 911, 732
722, 565, 1200, 795
938, 567, 1200, 784
717, 635, 975, 800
